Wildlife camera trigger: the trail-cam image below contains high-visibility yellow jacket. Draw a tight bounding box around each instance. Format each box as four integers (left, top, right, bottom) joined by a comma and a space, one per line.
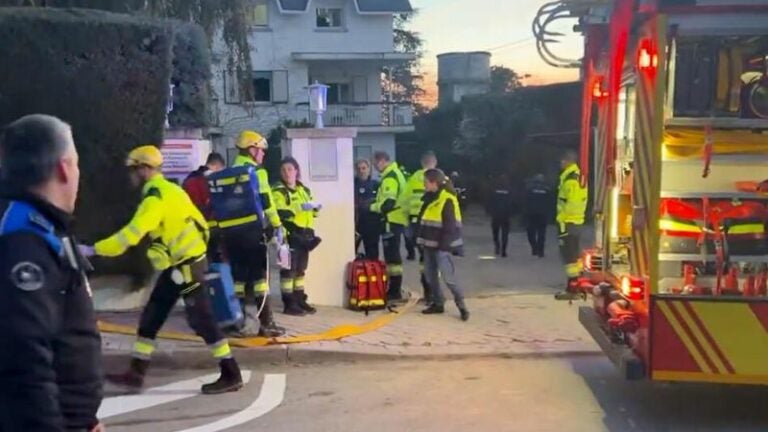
557, 163, 588, 228
370, 162, 409, 226
403, 168, 426, 219
233, 155, 282, 228
95, 174, 209, 269
416, 188, 463, 251
273, 181, 316, 232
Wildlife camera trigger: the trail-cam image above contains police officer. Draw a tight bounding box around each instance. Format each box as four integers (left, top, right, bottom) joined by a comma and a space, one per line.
403, 151, 438, 303
273, 157, 321, 316
354, 159, 380, 259
224, 130, 285, 337
524, 173, 552, 258
554, 150, 588, 301
370, 151, 408, 302
486, 174, 515, 257
0, 114, 103, 431
82, 145, 243, 394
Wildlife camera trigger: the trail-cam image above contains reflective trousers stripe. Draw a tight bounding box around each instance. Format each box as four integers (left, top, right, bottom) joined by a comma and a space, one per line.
133, 338, 156, 360
387, 264, 403, 276
281, 279, 294, 293
209, 340, 233, 359
565, 262, 582, 278
234, 279, 268, 295
295, 277, 305, 289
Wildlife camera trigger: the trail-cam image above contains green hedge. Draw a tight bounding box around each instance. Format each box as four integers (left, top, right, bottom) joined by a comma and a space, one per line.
0, 7, 174, 285
169, 21, 211, 128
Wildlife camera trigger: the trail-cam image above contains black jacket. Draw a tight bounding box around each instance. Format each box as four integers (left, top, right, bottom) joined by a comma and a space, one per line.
524, 178, 554, 219
355, 177, 381, 230
0, 192, 103, 432
486, 186, 515, 220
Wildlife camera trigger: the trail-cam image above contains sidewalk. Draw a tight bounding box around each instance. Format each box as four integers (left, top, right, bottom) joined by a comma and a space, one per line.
100, 211, 600, 366
101, 293, 599, 367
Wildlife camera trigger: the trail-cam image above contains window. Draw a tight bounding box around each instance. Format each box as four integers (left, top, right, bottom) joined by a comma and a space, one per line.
235, 70, 289, 104
245, 3, 269, 27
326, 83, 352, 104
316, 8, 343, 28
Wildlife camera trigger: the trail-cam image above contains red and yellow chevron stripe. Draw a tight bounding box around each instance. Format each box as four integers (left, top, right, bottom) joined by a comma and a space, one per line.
652, 298, 768, 385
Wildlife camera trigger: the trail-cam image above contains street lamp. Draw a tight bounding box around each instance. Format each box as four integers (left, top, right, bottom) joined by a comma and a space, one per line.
308, 81, 329, 128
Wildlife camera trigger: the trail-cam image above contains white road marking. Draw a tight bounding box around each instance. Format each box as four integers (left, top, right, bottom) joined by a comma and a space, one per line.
175, 374, 286, 432
98, 371, 253, 419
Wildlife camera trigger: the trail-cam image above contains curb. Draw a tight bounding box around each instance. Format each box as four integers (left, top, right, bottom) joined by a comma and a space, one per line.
102, 345, 603, 369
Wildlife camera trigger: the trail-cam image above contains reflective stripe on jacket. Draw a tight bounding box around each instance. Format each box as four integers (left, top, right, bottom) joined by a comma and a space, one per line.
557, 163, 588, 227
416, 188, 463, 251
403, 168, 426, 218
273, 181, 316, 232
95, 174, 209, 267
370, 162, 409, 226
233, 155, 282, 228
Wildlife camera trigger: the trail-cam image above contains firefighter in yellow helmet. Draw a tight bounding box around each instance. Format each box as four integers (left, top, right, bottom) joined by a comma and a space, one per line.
81, 145, 243, 394
221, 130, 285, 337
554, 150, 589, 301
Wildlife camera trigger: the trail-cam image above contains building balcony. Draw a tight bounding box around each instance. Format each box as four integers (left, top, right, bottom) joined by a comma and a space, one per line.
294, 102, 414, 133
292, 52, 416, 65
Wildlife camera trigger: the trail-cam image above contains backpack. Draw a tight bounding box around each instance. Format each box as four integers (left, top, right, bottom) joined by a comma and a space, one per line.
346, 256, 387, 315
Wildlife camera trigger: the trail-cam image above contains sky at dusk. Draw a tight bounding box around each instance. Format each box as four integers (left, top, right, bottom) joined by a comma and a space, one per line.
409, 0, 583, 105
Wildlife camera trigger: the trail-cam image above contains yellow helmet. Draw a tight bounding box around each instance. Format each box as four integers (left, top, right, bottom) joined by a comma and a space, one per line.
126, 145, 163, 168
236, 130, 268, 150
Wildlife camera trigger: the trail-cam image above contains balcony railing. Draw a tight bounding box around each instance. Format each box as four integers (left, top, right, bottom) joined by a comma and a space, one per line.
295, 102, 413, 128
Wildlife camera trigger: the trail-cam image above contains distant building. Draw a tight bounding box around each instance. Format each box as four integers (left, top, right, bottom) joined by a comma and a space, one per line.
437, 51, 491, 107
208, 0, 416, 164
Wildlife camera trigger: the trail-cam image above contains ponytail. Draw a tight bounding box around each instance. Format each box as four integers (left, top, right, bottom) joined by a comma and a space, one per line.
424, 168, 457, 196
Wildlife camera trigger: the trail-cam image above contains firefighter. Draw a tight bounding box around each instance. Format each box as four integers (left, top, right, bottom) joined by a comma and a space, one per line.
83, 145, 243, 394
370, 151, 409, 302
0, 115, 103, 431
355, 159, 381, 259
182, 152, 226, 262
224, 130, 285, 337
417, 169, 470, 321
403, 150, 438, 303
554, 150, 588, 301
524, 173, 552, 258
273, 157, 321, 316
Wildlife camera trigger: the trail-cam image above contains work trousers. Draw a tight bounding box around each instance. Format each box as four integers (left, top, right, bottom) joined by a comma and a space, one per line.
281, 238, 310, 293
491, 217, 511, 255
559, 223, 583, 286
404, 224, 417, 258
136, 256, 229, 358
356, 222, 380, 260
526, 214, 548, 257
222, 225, 268, 304
382, 222, 405, 301
423, 248, 466, 310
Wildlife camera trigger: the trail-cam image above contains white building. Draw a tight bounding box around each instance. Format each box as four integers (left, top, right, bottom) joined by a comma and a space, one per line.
208, 0, 415, 163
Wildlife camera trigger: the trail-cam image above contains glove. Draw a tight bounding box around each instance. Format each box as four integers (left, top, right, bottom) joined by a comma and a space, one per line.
452, 246, 465, 257
302, 202, 322, 211
276, 226, 285, 245
78, 244, 96, 258
90, 422, 106, 432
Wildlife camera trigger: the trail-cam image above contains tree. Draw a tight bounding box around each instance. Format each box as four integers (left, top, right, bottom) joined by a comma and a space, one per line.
0, 0, 253, 77
490, 65, 529, 94
386, 12, 426, 111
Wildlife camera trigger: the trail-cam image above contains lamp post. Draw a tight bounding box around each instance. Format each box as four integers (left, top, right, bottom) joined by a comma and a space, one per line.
308, 81, 329, 129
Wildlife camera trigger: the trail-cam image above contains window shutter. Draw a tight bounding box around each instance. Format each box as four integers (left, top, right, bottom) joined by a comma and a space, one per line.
352, 76, 368, 102
272, 70, 289, 103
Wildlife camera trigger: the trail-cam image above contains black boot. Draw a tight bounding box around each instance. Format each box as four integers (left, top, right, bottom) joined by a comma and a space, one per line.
257, 296, 286, 337
459, 308, 470, 322
106, 357, 149, 392
422, 304, 445, 314
282, 292, 306, 316
295, 290, 317, 314
201, 358, 244, 395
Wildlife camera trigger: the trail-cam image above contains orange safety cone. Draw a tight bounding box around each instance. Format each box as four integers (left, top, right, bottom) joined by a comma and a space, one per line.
744, 274, 757, 297
723, 267, 741, 296
757, 269, 768, 296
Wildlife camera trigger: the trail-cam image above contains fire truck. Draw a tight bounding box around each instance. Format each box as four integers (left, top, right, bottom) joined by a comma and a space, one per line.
534, 0, 768, 384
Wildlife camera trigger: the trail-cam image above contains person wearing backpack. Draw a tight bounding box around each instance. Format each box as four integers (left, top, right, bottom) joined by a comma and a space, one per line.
417, 169, 470, 321
273, 157, 321, 316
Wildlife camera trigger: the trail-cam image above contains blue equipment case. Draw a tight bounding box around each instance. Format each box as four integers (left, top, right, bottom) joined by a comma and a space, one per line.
206, 262, 243, 328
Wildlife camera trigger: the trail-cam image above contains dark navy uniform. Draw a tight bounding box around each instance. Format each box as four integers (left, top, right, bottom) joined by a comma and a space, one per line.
355, 176, 381, 259
0, 193, 102, 432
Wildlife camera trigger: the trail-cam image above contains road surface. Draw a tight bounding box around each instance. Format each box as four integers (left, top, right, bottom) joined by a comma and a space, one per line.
102, 356, 768, 432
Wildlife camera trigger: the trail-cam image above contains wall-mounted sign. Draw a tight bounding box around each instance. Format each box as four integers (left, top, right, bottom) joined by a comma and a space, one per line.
161, 139, 211, 182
